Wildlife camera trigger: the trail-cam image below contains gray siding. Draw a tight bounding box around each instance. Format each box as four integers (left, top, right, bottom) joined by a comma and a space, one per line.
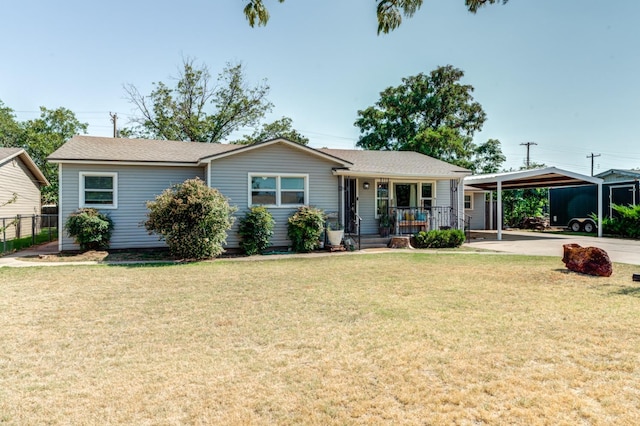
59, 164, 204, 250
358, 180, 377, 235
0, 156, 41, 240
210, 143, 340, 248
466, 192, 486, 230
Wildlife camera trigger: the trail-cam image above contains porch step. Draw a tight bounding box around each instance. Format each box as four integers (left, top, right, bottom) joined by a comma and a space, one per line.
354, 235, 391, 250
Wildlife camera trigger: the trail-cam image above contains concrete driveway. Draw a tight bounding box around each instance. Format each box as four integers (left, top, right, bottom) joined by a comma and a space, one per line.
466, 230, 640, 265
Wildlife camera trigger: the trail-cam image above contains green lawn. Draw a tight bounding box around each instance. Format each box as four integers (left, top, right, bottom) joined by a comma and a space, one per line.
1, 253, 639, 424
0, 227, 57, 253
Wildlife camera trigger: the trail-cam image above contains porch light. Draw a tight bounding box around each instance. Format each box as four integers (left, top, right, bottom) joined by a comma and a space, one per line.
363, 182, 370, 190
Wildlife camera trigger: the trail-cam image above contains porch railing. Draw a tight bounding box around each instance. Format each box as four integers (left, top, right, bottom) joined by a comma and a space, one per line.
388, 206, 471, 241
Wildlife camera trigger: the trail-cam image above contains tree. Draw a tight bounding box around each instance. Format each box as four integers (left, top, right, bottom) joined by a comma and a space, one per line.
145, 178, 237, 259
354, 65, 503, 171
243, 0, 508, 34
19, 107, 88, 204
0, 101, 21, 148
123, 58, 273, 143
233, 116, 309, 145
473, 138, 506, 174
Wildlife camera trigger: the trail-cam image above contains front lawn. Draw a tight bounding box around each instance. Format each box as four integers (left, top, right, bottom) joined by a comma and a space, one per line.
1, 253, 638, 424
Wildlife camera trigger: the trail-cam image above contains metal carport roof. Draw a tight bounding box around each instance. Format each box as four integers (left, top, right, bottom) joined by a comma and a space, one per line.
464, 167, 604, 240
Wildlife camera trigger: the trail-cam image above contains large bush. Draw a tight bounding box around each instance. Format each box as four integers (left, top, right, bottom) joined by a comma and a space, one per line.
145, 178, 237, 259
238, 206, 275, 255
596, 204, 640, 238
414, 229, 466, 249
65, 208, 113, 251
287, 206, 324, 253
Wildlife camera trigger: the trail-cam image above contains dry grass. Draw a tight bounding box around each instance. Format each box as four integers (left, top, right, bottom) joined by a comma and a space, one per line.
1, 253, 639, 425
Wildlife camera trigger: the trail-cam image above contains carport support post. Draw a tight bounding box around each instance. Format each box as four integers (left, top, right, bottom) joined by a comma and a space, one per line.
597, 181, 603, 237
497, 181, 503, 241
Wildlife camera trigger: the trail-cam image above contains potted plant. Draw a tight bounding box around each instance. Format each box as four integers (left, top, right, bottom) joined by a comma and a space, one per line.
326, 222, 344, 246
379, 213, 391, 237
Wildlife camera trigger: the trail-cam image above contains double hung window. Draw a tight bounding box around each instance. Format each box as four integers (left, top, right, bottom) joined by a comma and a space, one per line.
249, 174, 307, 207
80, 172, 117, 208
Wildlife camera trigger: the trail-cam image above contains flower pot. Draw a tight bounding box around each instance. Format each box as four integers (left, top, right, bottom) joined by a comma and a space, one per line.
326, 229, 344, 246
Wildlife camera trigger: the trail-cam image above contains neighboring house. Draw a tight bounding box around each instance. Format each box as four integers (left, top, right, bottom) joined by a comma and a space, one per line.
48, 135, 472, 251
0, 148, 49, 240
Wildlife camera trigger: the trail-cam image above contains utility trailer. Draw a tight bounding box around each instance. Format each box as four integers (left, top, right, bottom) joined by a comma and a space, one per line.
549, 181, 639, 232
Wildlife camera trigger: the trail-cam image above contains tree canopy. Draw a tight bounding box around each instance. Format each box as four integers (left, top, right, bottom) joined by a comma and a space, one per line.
233, 116, 309, 145
244, 0, 508, 34
354, 65, 504, 173
0, 102, 87, 204
123, 58, 272, 143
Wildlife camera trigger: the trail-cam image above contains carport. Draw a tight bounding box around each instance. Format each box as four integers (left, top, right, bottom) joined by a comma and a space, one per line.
464, 167, 604, 240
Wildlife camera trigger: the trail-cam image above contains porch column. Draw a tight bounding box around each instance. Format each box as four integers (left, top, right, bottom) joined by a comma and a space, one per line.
457, 178, 464, 229
497, 181, 503, 241
489, 192, 494, 231
339, 175, 345, 228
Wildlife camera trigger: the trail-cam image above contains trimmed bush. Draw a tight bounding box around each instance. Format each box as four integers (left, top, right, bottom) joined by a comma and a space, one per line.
145, 178, 237, 259
238, 206, 275, 255
414, 228, 466, 249
287, 206, 324, 253
65, 208, 113, 251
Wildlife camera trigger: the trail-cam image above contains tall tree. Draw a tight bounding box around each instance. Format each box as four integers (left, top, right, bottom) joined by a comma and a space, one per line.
233, 116, 309, 145
243, 0, 508, 34
0, 101, 21, 147
19, 107, 88, 204
123, 58, 273, 143
473, 138, 506, 174
354, 65, 502, 171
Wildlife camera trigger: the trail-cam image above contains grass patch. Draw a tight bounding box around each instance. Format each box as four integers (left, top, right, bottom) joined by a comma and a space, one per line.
1, 228, 57, 253
1, 253, 639, 424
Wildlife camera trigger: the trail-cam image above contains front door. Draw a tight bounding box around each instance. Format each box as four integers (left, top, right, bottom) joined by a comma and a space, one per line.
344, 178, 358, 233
394, 183, 418, 208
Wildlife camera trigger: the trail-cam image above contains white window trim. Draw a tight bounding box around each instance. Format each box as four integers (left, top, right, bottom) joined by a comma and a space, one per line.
79, 171, 118, 209
464, 193, 474, 210
248, 173, 309, 208
419, 181, 436, 208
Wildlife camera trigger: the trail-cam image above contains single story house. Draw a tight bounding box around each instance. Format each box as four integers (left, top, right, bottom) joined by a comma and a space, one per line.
48, 135, 473, 251
0, 147, 49, 240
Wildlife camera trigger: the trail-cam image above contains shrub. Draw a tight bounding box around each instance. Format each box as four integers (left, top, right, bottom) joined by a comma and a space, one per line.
594, 204, 640, 238
145, 178, 237, 259
414, 228, 466, 249
287, 206, 324, 252
238, 206, 275, 255
65, 208, 113, 251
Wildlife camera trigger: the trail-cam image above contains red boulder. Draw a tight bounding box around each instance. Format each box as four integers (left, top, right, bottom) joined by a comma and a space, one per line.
562, 243, 613, 277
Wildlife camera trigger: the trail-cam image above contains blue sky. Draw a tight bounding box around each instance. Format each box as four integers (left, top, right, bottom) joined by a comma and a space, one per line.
2, 0, 639, 175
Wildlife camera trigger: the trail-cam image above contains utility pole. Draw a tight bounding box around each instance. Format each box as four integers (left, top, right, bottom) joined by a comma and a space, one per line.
109, 112, 118, 138
520, 141, 537, 168
587, 152, 601, 176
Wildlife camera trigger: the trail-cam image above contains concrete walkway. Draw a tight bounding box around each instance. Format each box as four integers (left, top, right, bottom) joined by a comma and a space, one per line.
466, 230, 640, 265
2, 231, 639, 267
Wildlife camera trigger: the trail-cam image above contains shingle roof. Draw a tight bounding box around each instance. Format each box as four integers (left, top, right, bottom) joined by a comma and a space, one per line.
0, 147, 23, 162
49, 136, 471, 178
320, 148, 471, 178
48, 135, 239, 164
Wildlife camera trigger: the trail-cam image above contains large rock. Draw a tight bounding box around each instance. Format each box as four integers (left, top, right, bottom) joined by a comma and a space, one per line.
562, 243, 613, 277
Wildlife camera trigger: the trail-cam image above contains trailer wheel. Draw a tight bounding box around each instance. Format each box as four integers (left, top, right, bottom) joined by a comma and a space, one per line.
569, 220, 582, 232
583, 220, 596, 233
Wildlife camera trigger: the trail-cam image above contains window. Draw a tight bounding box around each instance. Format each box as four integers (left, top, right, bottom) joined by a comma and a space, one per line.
464, 194, 473, 210
80, 172, 117, 209
249, 174, 307, 207
420, 183, 434, 209
375, 179, 389, 218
